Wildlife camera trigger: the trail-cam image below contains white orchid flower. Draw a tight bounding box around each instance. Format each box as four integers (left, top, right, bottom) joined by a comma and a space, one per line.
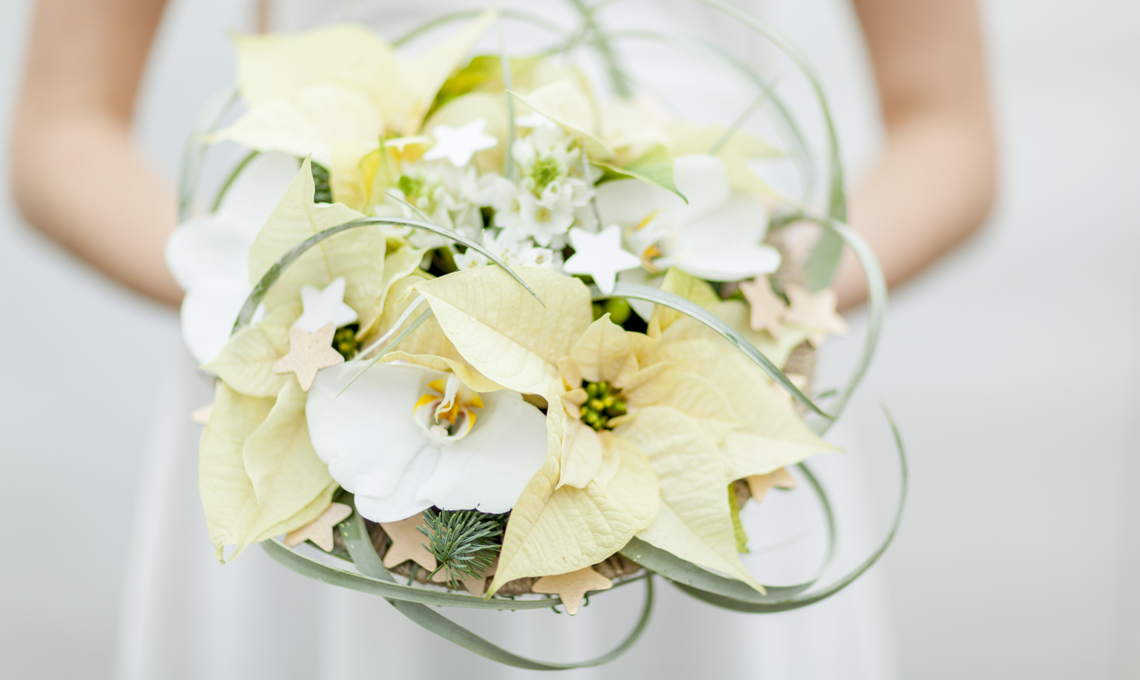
595, 154, 780, 282
306, 362, 549, 523
165, 153, 299, 363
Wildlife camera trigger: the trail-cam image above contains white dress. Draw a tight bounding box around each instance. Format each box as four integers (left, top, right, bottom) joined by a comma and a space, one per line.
118, 1, 897, 678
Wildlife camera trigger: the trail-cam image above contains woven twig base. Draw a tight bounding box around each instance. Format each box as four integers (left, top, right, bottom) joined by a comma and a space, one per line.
356, 520, 643, 596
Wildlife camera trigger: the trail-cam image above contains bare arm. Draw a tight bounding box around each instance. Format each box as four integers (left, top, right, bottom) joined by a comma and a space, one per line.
835, 0, 997, 309
11, 0, 180, 306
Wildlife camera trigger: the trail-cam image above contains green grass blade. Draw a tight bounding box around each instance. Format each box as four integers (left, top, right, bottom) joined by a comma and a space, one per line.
178, 88, 238, 222
231, 216, 543, 334
597, 30, 815, 206
592, 144, 685, 201
210, 150, 260, 214
391, 9, 569, 47
336, 308, 435, 397
261, 538, 553, 610
804, 218, 887, 432
338, 507, 657, 669
666, 407, 907, 612
688, 0, 848, 289
621, 461, 836, 601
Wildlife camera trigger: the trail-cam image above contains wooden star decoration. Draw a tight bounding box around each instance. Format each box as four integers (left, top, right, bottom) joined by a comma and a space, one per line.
738, 275, 787, 338
190, 402, 213, 425
532, 566, 613, 615
380, 515, 438, 572
271, 322, 345, 391
431, 555, 496, 597
781, 284, 848, 337
284, 502, 353, 551
745, 467, 799, 503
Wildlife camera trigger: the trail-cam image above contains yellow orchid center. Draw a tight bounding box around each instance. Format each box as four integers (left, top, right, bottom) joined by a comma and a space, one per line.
332, 324, 361, 360
578, 380, 627, 431
412, 375, 484, 445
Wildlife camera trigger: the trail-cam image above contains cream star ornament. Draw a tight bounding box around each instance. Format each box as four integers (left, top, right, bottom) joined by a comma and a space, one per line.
745, 467, 798, 503
738, 275, 787, 339
284, 502, 353, 551
422, 118, 498, 167
271, 323, 345, 391
562, 225, 642, 294
293, 277, 358, 333
781, 284, 849, 336
380, 514, 438, 571
532, 566, 613, 615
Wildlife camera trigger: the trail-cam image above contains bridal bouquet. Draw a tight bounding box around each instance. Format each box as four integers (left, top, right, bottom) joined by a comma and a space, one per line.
169, 3, 904, 668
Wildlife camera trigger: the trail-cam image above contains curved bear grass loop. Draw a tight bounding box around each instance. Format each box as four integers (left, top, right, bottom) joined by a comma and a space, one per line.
590, 30, 815, 206
178, 88, 238, 222
692, 0, 848, 290
794, 217, 887, 433
621, 458, 837, 601
632, 407, 907, 613
592, 283, 833, 419
230, 217, 543, 335
210, 150, 261, 213
392, 9, 571, 47
263, 508, 657, 670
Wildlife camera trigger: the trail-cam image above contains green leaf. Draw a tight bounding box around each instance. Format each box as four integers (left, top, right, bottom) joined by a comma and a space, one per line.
728, 484, 749, 554
593, 144, 686, 202
428, 55, 544, 115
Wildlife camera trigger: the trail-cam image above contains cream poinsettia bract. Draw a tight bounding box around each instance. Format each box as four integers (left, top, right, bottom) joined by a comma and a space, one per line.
196, 157, 422, 561
414, 265, 835, 594
212, 13, 495, 172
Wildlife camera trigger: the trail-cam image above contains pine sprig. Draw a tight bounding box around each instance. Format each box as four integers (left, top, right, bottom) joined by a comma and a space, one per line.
418, 508, 506, 588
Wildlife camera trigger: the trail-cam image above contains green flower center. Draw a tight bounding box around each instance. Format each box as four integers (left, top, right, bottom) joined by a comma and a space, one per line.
311, 161, 333, 204
530, 156, 561, 193
579, 380, 627, 431
333, 324, 360, 360
397, 174, 426, 200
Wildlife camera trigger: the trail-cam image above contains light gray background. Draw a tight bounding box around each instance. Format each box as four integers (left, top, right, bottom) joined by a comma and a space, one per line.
1, 1, 1138, 678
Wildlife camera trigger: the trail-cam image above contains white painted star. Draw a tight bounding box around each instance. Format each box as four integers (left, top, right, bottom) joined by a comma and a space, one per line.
515, 114, 557, 129
423, 118, 498, 167
293, 277, 357, 332
562, 225, 642, 295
